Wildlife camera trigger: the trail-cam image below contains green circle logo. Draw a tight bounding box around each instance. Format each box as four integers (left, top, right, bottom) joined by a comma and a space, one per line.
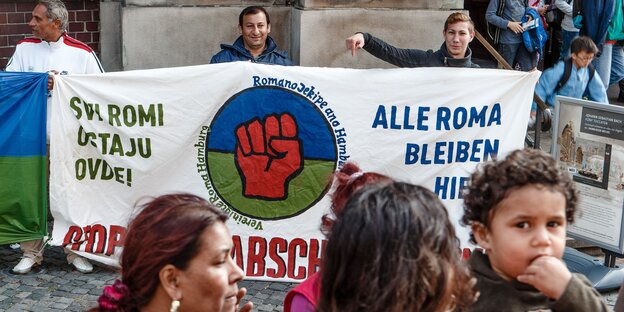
204, 87, 337, 220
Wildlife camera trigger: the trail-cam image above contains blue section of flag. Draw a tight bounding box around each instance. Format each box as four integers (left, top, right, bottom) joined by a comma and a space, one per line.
208, 87, 337, 160
0, 72, 47, 157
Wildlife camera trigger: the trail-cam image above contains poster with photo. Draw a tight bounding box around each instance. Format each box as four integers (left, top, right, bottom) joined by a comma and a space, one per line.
552, 96, 624, 253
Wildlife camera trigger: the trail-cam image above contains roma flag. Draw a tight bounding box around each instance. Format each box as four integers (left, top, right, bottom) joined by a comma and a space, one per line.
0, 71, 47, 244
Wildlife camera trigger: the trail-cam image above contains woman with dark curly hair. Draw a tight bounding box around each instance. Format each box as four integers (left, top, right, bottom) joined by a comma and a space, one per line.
462, 148, 610, 311
89, 193, 253, 312
318, 181, 476, 312
283, 162, 391, 312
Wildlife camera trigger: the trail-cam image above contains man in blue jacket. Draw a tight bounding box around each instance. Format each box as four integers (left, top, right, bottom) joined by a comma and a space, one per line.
210, 6, 293, 65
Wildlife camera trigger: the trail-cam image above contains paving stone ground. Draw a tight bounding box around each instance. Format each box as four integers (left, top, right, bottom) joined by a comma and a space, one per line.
0, 244, 295, 311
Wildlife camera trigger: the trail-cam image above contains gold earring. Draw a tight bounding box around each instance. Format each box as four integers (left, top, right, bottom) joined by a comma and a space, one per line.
170, 299, 180, 312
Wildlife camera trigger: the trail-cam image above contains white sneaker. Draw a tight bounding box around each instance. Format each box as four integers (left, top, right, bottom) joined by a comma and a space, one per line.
9, 243, 20, 249
71, 257, 93, 273
13, 258, 36, 274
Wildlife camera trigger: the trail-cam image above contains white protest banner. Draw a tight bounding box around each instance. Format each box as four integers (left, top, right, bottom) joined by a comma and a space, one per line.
49, 62, 539, 281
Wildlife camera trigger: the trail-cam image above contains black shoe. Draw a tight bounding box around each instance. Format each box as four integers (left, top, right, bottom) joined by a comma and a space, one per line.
619, 80, 624, 102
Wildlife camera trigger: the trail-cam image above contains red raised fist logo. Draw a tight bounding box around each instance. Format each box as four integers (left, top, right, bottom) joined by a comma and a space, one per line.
234, 113, 303, 200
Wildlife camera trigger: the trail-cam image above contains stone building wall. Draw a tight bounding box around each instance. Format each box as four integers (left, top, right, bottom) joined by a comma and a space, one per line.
102, 0, 463, 71
0, 0, 101, 70
1, 0, 465, 71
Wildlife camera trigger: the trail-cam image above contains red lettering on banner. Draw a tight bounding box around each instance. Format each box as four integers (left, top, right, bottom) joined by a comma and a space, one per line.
247, 236, 267, 276
231, 235, 328, 280
62, 226, 83, 250
73, 225, 91, 250
106, 225, 126, 256
231, 235, 244, 270
62, 224, 127, 256
287, 238, 307, 279
267, 237, 287, 278
307, 239, 326, 275
86, 224, 107, 253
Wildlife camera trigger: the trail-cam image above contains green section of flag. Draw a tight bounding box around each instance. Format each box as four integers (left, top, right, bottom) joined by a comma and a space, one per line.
0, 156, 47, 244
208, 152, 334, 219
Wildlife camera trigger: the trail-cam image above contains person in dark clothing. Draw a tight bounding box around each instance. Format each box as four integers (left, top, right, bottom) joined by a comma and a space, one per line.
210, 6, 292, 65
579, 0, 616, 88
345, 12, 479, 68
486, 0, 547, 71
579, 0, 615, 55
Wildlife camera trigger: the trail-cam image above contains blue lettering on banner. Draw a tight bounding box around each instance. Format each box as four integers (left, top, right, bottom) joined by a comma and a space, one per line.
437, 104, 501, 130
371, 103, 501, 131
405, 139, 499, 165
372, 105, 429, 130
434, 176, 469, 200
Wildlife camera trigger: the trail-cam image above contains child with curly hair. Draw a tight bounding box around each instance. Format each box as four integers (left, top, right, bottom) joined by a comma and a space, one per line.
462, 148, 610, 311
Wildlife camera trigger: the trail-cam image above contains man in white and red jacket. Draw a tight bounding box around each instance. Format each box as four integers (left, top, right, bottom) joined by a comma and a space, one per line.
5, 0, 103, 275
